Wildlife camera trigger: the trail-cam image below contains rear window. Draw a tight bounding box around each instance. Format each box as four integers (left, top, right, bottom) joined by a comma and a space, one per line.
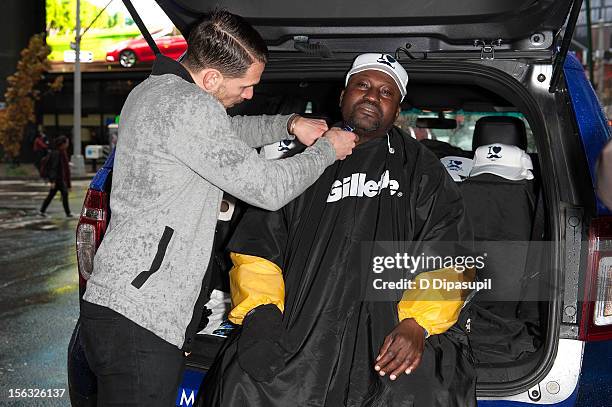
395, 109, 536, 153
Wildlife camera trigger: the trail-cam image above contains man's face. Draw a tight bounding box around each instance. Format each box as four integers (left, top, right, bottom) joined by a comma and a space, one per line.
340, 70, 401, 137
215, 61, 265, 108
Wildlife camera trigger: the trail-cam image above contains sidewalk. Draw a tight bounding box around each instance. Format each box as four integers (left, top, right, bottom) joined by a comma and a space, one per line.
0, 163, 96, 181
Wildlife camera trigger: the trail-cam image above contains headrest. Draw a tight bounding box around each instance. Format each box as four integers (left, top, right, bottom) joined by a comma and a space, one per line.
440, 156, 473, 182
472, 116, 527, 151
470, 143, 534, 181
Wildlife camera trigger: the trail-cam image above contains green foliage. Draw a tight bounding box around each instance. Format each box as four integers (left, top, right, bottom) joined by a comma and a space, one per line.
46, 0, 124, 34
46, 28, 141, 61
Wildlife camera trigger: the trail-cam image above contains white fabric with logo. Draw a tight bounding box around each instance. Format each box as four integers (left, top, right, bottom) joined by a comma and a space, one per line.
439, 156, 474, 182
326, 170, 400, 202
261, 139, 296, 160
469, 143, 534, 181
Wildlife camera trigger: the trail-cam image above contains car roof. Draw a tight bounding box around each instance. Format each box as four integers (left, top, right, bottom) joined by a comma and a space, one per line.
157, 0, 573, 47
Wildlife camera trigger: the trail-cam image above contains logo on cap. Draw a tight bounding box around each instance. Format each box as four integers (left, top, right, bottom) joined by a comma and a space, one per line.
376, 54, 397, 69
277, 140, 292, 152
447, 160, 464, 171
486, 145, 503, 160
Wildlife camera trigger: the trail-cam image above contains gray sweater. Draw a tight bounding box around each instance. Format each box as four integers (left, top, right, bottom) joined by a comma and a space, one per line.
83, 70, 335, 348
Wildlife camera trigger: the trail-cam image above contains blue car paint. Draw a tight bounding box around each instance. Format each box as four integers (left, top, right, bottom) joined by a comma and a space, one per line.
563, 52, 612, 215
575, 341, 612, 406
175, 370, 206, 406
89, 148, 115, 192
563, 53, 612, 407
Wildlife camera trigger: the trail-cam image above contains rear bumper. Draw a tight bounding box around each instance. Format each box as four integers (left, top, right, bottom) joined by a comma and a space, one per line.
477, 339, 583, 406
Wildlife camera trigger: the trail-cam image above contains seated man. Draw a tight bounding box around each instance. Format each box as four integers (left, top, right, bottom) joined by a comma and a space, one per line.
200, 54, 476, 407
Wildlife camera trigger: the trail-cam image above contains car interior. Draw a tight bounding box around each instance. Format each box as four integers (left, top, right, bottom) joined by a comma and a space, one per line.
187, 76, 551, 388
87, 73, 553, 392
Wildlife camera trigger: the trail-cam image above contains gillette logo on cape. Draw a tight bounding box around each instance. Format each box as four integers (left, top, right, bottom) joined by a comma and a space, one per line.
327, 170, 400, 202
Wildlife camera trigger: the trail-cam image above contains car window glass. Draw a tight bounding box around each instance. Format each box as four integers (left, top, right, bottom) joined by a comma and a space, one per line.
395, 109, 536, 153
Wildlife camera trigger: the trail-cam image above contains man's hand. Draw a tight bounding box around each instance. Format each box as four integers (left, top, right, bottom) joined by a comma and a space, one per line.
375, 318, 425, 381
290, 116, 328, 146
323, 128, 358, 160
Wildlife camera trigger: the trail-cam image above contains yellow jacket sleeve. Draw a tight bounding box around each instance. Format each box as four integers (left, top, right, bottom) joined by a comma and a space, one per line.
227, 252, 285, 325
397, 267, 475, 336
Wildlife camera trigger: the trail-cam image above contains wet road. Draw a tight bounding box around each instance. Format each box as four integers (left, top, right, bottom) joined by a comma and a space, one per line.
0, 179, 89, 406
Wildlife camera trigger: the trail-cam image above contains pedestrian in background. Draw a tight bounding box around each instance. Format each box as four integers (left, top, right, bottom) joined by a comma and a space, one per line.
39, 135, 73, 218
32, 126, 50, 172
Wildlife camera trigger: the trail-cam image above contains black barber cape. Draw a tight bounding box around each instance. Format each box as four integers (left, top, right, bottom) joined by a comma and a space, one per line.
200, 127, 476, 407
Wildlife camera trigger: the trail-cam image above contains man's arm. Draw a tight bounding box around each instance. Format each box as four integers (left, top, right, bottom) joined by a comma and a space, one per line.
169, 97, 337, 211
230, 114, 329, 149
225, 205, 291, 382
227, 204, 290, 324
397, 267, 475, 336
229, 114, 295, 148
228, 253, 285, 325
375, 146, 474, 380
374, 267, 474, 380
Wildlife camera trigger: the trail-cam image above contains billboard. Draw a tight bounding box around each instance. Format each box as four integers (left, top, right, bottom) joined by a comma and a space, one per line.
45, 0, 183, 72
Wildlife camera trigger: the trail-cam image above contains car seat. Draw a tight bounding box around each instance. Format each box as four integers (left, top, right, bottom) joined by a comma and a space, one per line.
460, 116, 541, 364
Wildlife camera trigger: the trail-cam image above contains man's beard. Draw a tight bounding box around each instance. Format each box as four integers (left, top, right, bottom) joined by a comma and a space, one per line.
347, 102, 382, 132
213, 85, 242, 108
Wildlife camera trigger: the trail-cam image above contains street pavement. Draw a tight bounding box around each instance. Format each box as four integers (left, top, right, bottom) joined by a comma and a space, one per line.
0, 179, 89, 406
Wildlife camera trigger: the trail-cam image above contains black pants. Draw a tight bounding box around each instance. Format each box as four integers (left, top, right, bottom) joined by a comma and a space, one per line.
79, 301, 186, 407
40, 182, 71, 215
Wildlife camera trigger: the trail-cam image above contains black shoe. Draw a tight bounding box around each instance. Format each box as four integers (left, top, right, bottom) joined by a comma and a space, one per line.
66, 213, 74, 218
38, 211, 48, 218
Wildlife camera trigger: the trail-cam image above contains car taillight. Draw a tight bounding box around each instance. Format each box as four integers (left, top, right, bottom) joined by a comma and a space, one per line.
580, 216, 612, 341
77, 223, 96, 280
76, 190, 108, 288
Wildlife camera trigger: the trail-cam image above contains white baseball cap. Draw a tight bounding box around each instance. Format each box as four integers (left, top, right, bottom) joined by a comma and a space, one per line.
470, 144, 534, 181
345, 53, 409, 101
440, 156, 474, 182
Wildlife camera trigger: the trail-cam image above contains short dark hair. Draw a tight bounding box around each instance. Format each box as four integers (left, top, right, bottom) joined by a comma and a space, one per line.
183, 9, 268, 78
54, 135, 68, 149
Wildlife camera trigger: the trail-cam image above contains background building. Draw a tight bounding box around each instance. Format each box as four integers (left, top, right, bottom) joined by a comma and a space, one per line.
574, 0, 612, 115
1, 1, 611, 164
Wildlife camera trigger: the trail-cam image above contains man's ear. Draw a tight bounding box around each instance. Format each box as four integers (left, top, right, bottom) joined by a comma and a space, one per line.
201, 69, 223, 92
339, 90, 345, 107
394, 105, 401, 121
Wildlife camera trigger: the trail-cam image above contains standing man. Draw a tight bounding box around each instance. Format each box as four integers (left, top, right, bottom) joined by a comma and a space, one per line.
79, 9, 356, 406
201, 54, 476, 406
39, 135, 72, 217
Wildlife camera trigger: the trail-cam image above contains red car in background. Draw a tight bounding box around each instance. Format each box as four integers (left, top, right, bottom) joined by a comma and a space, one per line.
106, 28, 186, 68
